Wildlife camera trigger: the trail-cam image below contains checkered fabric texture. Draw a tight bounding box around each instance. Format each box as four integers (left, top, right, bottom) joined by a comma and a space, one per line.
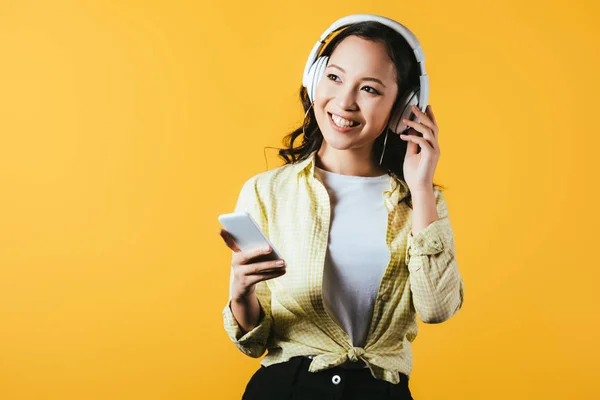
222, 149, 464, 385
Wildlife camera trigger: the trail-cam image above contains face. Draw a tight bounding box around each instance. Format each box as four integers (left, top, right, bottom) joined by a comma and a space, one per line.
314, 35, 399, 153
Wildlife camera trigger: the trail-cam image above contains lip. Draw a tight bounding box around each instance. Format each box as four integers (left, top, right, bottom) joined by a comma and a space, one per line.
328, 112, 361, 133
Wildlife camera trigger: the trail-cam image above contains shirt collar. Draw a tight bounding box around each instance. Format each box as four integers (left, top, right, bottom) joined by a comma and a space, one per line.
292, 149, 409, 202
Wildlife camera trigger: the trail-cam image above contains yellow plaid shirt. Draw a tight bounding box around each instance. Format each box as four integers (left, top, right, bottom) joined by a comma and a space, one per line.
222, 149, 465, 385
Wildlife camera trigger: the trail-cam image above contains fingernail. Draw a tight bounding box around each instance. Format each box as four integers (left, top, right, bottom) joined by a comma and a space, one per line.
263, 246, 271, 252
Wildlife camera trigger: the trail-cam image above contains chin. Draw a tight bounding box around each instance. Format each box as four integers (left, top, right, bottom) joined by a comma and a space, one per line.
322, 134, 367, 152
323, 140, 354, 151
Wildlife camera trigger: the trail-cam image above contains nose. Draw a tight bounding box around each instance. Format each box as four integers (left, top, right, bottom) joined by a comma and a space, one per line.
335, 84, 358, 111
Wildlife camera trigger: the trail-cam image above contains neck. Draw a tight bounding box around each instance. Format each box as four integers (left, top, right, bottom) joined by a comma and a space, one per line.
316, 143, 388, 177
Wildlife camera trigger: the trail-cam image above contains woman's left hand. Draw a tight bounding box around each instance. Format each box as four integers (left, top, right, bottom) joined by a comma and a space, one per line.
399, 104, 440, 192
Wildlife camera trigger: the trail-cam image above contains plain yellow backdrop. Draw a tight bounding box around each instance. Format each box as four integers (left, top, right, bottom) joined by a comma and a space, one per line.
0, 0, 598, 399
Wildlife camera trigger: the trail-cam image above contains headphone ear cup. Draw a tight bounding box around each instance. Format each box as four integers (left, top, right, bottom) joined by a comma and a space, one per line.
388, 89, 420, 134
307, 56, 329, 103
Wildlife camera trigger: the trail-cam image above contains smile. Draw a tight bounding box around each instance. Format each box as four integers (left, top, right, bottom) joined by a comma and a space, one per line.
328, 112, 361, 132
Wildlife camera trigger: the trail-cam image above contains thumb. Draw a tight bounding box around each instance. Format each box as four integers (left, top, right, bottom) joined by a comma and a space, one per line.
218, 228, 241, 252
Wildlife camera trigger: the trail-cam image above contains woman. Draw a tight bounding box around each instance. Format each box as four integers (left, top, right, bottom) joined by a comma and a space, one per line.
219, 15, 465, 400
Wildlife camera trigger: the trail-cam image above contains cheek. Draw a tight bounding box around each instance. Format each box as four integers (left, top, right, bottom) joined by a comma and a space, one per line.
361, 103, 386, 123
314, 107, 329, 132
314, 81, 330, 105
368, 100, 395, 121
313, 88, 329, 119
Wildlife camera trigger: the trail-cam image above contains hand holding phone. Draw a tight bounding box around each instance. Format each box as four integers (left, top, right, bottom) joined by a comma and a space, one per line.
218, 212, 284, 261
218, 212, 286, 300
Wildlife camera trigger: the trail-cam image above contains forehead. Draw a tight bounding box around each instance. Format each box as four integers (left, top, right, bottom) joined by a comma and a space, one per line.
328, 36, 396, 79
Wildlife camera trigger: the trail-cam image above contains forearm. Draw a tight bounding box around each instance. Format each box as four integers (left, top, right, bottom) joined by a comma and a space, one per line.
230, 291, 262, 334
222, 281, 273, 358
411, 187, 439, 236
406, 187, 464, 323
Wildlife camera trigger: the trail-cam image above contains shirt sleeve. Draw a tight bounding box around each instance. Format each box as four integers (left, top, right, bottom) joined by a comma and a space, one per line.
405, 187, 465, 324
221, 176, 273, 357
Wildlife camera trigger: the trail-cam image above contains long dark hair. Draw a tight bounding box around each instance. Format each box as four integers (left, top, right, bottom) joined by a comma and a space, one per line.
268, 21, 445, 206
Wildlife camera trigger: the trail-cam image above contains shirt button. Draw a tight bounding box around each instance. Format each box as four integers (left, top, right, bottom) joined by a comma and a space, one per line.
332, 375, 341, 385
381, 293, 390, 302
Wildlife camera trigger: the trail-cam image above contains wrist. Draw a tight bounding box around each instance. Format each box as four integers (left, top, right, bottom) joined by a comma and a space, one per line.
411, 186, 434, 197
231, 287, 256, 304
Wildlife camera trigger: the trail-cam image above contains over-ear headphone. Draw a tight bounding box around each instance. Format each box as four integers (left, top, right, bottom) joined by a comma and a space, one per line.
302, 14, 430, 137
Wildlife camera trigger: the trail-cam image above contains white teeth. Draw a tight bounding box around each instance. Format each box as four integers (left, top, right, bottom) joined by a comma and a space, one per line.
331, 113, 358, 128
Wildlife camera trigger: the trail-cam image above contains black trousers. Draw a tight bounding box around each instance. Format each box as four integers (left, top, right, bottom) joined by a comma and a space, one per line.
242, 356, 414, 400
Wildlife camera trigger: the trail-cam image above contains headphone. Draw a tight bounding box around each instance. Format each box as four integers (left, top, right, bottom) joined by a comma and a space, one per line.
302, 14, 430, 164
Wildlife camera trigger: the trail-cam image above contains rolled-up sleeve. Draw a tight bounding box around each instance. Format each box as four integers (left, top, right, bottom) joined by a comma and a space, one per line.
406, 187, 465, 324
222, 176, 273, 357
222, 280, 273, 357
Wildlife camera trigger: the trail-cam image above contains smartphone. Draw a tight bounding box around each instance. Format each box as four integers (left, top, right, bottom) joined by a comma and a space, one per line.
218, 212, 283, 266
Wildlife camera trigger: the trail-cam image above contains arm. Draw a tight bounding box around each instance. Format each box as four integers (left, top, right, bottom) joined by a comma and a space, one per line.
406, 186, 465, 324
229, 281, 262, 335
222, 278, 273, 358
221, 176, 273, 357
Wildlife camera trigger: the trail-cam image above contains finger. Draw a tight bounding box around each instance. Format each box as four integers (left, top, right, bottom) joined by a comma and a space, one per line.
219, 229, 241, 252
411, 105, 436, 132
425, 105, 438, 140
402, 119, 432, 139
240, 245, 273, 265
244, 259, 286, 275
402, 120, 437, 151
399, 132, 435, 151
426, 105, 437, 127
245, 268, 287, 286
400, 127, 419, 156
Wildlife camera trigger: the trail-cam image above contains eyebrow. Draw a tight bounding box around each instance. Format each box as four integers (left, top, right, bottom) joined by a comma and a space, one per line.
327, 64, 387, 88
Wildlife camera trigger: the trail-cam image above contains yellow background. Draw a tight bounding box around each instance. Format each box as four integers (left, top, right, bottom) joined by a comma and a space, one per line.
0, 0, 598, 399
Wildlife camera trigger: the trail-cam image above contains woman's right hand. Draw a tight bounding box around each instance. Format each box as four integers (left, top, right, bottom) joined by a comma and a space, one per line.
218, 228, 286, 301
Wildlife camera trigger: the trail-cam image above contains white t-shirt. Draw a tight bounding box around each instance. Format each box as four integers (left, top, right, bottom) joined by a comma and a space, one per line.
314, 166, 392, 351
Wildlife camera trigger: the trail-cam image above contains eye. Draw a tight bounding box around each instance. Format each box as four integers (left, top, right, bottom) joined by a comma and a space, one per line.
326, 74, 380, 95
363, 86, 380, 95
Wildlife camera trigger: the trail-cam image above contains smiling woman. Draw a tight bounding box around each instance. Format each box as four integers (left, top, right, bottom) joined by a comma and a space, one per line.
277, 17, 444, 197
313, 35, 399, 174
221, 14, 465, 400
